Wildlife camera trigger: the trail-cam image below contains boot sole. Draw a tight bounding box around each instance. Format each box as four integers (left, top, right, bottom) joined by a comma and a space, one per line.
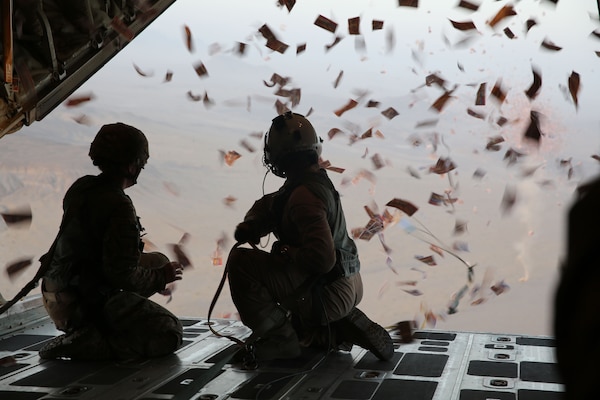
338, 308, 394, 361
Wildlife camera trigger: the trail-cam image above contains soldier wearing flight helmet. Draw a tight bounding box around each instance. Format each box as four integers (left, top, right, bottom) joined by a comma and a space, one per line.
227, 111, 393, 363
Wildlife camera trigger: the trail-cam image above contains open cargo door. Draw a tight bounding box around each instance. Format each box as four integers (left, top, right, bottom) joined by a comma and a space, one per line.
0, 0, 177, 139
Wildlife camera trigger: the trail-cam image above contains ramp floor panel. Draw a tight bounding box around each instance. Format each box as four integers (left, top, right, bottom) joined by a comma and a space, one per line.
0, 301, 565, 399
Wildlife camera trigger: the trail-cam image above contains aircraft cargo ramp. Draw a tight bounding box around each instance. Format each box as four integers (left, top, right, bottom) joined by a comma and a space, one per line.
0, 295, 564, 400
0, 0, 177, 139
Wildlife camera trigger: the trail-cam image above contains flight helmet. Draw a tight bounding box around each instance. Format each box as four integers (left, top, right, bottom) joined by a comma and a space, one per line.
263, 111, 322, 177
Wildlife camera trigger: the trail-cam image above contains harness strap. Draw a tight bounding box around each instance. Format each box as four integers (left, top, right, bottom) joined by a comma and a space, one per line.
207, 242, 329, 346
206, 242, 246, 347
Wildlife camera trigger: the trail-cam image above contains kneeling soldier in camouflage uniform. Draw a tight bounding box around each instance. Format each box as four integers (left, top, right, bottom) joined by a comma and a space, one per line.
227, 112, 393, 363
39, 122, 183, 361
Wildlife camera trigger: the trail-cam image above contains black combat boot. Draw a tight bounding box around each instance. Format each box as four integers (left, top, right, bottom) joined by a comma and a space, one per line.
251, 321, 301, 361
39, 326, 113, 360
333, 307, 394, 361
232, 306, 302, 367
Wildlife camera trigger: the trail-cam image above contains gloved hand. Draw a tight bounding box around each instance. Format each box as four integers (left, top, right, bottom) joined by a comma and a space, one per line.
271, 241, 290, 260
234, 221, 260, 244
163, 261, 183, 284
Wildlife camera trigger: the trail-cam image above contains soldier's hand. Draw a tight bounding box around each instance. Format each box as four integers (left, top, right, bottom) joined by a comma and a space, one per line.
163, 261, 183, 284
234, 222, 259, 244
271, 241, 291, 261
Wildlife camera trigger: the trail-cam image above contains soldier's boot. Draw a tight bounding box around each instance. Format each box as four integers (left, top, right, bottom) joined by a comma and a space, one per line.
251, 321, 301, 361
333, 307, 394, 361
233, 307, 301, 366
39, 326, 113, 361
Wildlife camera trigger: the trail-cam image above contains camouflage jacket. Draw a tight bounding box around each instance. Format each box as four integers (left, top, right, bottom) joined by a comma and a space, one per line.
244, 168, 360, 278
44, 174, 166, 300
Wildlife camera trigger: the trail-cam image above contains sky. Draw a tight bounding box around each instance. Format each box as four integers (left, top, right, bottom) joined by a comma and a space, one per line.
1, 0, 600, 336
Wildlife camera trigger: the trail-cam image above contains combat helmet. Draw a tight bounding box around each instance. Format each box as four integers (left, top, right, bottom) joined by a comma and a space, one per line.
89, 123, 149, 170
263, 111, 323, 177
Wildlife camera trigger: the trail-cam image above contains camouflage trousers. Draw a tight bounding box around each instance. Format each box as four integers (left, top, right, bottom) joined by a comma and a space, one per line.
40, 252, 183, 361
40, 291, 182, 361
226, 247, 363, 343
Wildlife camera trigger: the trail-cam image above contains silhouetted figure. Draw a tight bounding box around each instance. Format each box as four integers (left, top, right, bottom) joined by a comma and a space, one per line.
554, 175, 600, 399
39, 123, 183, 361
227, 112, 393, 364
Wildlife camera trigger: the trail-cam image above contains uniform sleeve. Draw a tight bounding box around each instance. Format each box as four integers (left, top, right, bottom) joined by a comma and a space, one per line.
286, 186, 336, 275
243, 192, 277, 237
102, 198, 166, 295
